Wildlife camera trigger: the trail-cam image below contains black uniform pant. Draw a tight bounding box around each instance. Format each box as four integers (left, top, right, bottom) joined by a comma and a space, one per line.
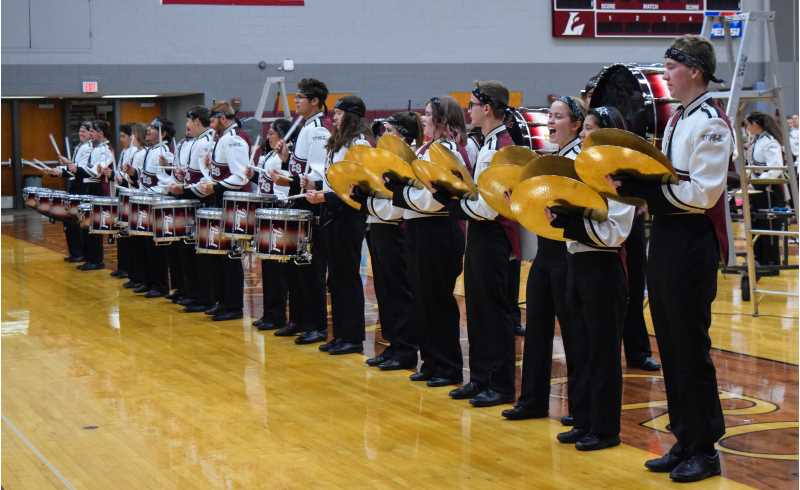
752, 184, 786, 266
115, 236, 130, 274
261, 259, 290, 326
290, 219, 328, 332
168, 241, 184, 292
518, 239, 575, 414
568, 251, 627, 437
623, 213, 653, 364
648, 214, 725, 455
80, 182, 104, 264
508, 258, 522, 327
205, 254, 243, 312
128, 236, 147, 285
406, 217, 464, 380
64, 219, 83, 259
366, 223, 416, 363
463, 220, 515, 394
194, 253, 218, 307
145, 239, 169, 293
178, 242, 201, 302
326, 209, 367, 343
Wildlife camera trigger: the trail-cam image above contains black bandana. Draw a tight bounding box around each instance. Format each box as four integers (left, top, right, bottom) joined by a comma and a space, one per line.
557, 96, 584, 121
665, 47, 723, 83
334, 96, 366, 117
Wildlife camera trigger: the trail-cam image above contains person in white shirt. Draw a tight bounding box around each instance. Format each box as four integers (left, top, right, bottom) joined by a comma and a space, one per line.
76, 120, 114, 271
53, 121, 92, 261
120, 124, 148, 291
109, 123, 135, 279
788, 114, 798, 163
613, 35, 730, 482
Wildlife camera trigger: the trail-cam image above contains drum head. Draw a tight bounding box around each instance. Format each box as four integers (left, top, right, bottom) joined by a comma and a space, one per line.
590, 64, 648, 138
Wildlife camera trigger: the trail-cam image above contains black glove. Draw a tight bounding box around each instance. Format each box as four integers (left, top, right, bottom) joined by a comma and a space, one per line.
382, 172, 406, 194
350, 186, 368, 205
548, 206, 591, 243
613, 174, 660, 200
431, 183, 452, 206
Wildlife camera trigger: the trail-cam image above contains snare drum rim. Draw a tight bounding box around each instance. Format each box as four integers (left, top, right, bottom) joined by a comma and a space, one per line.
222, 191, 278, 203
255, 208, 313, 219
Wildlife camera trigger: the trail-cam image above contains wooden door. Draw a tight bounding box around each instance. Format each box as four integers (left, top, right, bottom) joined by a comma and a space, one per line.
2, 102, 13, 196
19, 100, 66, 190
120, 100, 162, 125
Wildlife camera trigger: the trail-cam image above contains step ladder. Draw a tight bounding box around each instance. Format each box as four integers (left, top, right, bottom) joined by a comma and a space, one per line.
702, 11, 799, 316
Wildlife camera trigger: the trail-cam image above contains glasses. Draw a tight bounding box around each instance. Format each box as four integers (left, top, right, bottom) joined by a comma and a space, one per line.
467, 100, 484, 110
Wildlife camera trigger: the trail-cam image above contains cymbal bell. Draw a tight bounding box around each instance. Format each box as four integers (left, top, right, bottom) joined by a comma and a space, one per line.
428, 142, 477, 196
491, 145, 539, 167
411, 159, 475, 198
520, 155, 580, 181
583, 128, 673, 169
477, 164, 524, 219
326, 161, 391, 210
361, 147, 418, 185
510, 175, 608, 241
377, 133, 417, 163
344, 145, 372, 164
575, 145, 677, 205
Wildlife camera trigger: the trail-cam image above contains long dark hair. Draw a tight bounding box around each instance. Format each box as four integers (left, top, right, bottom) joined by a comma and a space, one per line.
326, 111, 372, 154
746, 111, 784, 145
587, 106, 627, 130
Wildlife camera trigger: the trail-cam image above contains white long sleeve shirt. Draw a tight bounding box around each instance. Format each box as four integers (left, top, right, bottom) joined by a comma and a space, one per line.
139, 142, 174, 194
183, 128, 215, 197
397, 139, 465, 220
748, 131, 785, 180
291, 112, 330, 185
210, 123, 249, 190
83, 140, 113, 184
455, 124, 510, 221
257, 150, 290, 199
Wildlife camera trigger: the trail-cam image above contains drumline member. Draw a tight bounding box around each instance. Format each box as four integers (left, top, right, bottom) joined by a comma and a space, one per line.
548, 105, 635, 451
195, 101, 249, 321
303, 96, 371, 355
165, 128, 192, 303
744, 111, 787, 267
76, 120, 114, 271
502, 96, 581, 422
109, 124, 135, 279
54, 121, 93, 262
384, 96, 466, 387
251, 119, 294, 331
271, 78, 331, 343
354, 112, 419, 370
612, 35, 730, 482
121, 124, 148, 291
169, 106, 217, 313
435, 81, 519, 407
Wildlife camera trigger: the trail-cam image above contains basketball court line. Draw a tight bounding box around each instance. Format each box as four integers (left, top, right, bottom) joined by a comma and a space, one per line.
2, 414, 76, 490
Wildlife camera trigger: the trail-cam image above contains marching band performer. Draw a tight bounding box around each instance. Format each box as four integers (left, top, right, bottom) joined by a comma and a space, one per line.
121, 124, 148, 291
77, 120, 114, 271
381, 111, 424, 150
304, 95, 371, 355
54, 121, 93, 262
165, 127, 192, 303
548, 105, 635, 451
109, 124, 135, 279
384, 96, 466, 387
612, 35, 730, 482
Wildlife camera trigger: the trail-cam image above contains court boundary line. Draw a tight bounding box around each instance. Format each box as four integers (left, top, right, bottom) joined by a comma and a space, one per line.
2, 414, 77, 490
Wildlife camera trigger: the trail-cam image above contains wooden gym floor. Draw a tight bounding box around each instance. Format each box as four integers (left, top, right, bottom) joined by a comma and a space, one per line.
2, 210, 797, 489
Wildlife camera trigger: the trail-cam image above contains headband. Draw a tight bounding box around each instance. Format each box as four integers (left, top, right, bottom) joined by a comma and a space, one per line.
665, 47, 723, 83
472, 87, 507, 109
334, 97, 365, 117
590, 106, 613, 128
557, 96, 584, 121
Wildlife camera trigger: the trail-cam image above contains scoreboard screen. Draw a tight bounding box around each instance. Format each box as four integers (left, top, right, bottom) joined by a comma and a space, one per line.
553, 0, 740, 38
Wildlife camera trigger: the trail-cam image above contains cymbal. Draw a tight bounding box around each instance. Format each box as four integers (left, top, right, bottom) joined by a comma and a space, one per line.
490, 145, 539, 167
411, 159, 474, 198
326, 161, 391, 210
520, 155, 580, 181
582, 128, 673, 169
361, 147, 418, 185
377, 133, 417, 163
343, 145, 372, 164
575, 145, 677, 204
510, 175, 608, 241
428, 142, 477, 196
477, 164, 525, 219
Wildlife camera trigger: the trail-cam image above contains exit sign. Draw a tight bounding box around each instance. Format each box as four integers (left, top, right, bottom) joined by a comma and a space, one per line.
82, 81, 99, 93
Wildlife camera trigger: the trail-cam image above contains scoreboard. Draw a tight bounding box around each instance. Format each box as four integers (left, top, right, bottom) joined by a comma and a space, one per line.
552, 0, 740, 38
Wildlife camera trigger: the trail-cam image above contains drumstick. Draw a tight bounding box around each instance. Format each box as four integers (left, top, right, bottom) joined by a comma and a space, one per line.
283, 116, 304, 143
250, 135, 261, 164
22, 160, 48, 172
282, 193, 307, 201
49, 134, 62, 157
65, 136, 72, 160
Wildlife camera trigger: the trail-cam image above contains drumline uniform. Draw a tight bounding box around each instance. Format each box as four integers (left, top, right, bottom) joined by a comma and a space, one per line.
446, 124, 520, 400
139, 141, 175, 294
748, 130, 786, 266
78, 139, 113, 266
113, 144, 138, 277
256, 149, 293, 329
61, 140, 92, 259
287, 112, 330, 337
166, 137, 192, 299
362, 194, 416, 366
617, 91, 730, 457
515, 136, 581, 416
316, 135, 371, 347
392, 139, 466, 382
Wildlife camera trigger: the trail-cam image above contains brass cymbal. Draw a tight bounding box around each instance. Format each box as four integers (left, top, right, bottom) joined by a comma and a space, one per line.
510, 175, 608, 241
377, 133, 417, 163
520, 155, 580, 181
343, 145, 372, 164
582, 128, 673, 169
411, 159, 475, 198
361, 147, 418, 185
428, 142, 477, 196
575, 145, 677, 204
326, 161, 391, 210
490, 145, 539, 167
477, 164, 524, 219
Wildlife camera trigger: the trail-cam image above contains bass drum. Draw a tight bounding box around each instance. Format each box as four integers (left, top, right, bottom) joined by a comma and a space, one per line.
590, 63, 679, 146
505, 109, 534, 150
519, 107, 558, 154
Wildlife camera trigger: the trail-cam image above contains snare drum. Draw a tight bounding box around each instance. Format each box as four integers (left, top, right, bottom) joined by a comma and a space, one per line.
48, 191, 70, 221
34, 189, 52, 215
222, 191, 277, 239
89, 197, 119, 235
253, 208, 313, 262
195, 208, 231, 255
129, 194, 172, 236
116, 186, 139, 228
23, 187, 40, 208
78, 203, 92, 230
152, 199, 200, 243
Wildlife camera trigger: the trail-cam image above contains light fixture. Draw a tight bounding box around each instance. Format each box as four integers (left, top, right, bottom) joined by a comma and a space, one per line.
101, 94, 159, 99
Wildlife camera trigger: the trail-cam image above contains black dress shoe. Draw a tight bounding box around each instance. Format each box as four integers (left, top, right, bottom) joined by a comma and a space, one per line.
78, 262, 104, 271
560, 415, 575, 426
449, 382, 482, 400
66, 256, 84, 263
319, 338, 341, 352
378, 358, 416, 371
502, 404, 548, 420
409, 371, 433, 382
469, 389, 514, 407
575, 433, 621, 451
110, 270, 122, 277
366, 353, 388, 367
123, 280, 140, 289
204, 303, 223, 316
165, 291, 182, 301
116, 271, 128, 279
513, 324, 526, 336
252, 318, 265, 328
133, 284, 150, 294
257, 322, 282, 332
645, 449, 686, 473
176, 297, 195, 306
183, 303, 210, 313
669, 452, 721, 482
557, 427, 589, 444
328, 341, 363, 355
212, 310, 243, 322
427, 377, 461, 388
274, 323, 303, 337
144, 289, 165, 298
295, 329, 327, 344
630, 356, 661, 371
